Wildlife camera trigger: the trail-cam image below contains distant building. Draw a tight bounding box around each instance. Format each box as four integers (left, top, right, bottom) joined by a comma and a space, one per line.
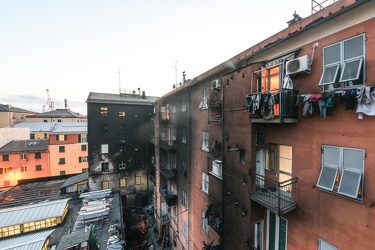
26, 109, 87, 123
0, 127, 30, 148
86, 91, 156, 201
0, 104, 37, 128
0, 140, 50, 187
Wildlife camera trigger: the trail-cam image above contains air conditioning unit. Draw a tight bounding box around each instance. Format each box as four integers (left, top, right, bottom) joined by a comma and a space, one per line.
212, 79, 221, 89
286, 55, 311, 75
212, 160, 222, 178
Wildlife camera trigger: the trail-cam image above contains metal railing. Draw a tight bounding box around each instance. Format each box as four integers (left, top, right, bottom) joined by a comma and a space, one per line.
160, 139, 177, 151
159, 187, 178, 207
249, 171, 298, 215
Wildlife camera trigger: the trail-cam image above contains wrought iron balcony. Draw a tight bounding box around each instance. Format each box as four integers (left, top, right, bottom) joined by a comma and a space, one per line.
250, 89, 299, 123
249, 171, 298, 215
160, 139, 177, 151
159, 187, 178, 207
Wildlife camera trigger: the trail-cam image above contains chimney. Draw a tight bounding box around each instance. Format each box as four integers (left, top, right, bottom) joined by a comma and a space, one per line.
64, 99, 68, 109
141, 91, 146, 99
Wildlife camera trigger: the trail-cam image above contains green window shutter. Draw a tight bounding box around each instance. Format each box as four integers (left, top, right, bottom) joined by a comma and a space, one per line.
279, 217, 287, 250
269, 212, 276, 250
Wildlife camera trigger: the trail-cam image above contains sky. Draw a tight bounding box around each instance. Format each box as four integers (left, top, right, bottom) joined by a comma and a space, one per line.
0, 0, 319, 115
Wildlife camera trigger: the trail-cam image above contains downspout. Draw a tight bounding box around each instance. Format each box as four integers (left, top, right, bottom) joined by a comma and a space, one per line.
187, 90, 192, 250
221, 77, 225, 249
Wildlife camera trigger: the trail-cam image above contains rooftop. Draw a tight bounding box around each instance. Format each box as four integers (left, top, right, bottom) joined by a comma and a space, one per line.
0, 139, 48, 154
56, 225, 92, 250
0, 229, 55, 250
0, 104, 36, 114
7, 122, 87, 134
26, 109, 86, 118
61, 172, 88, 189
86, 92, 158, 105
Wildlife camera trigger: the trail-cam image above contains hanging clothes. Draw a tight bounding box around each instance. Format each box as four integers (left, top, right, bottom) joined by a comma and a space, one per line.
341, 89, 357, 110
356, 87, 375, 119
282, 75, 293, 89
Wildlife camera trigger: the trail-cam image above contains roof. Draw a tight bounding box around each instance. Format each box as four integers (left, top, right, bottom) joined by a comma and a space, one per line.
0, 139, 48, 154
7, 122, 87, 134
56, 225, 92, 250
26, 109, 86, 118
86, 92, 158, 105
0, 104, 36, 114
0, 198, 70, 227
0, 229, 54, 250
61, 172, 88, 188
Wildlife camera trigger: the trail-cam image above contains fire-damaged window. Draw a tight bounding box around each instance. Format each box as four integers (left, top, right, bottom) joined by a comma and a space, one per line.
101, 162, 109, 171
317, 145, 364, 201
319, 34, 365, 91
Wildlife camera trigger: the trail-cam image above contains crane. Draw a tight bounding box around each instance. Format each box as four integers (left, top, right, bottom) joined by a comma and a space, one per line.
46, 89, 55, 111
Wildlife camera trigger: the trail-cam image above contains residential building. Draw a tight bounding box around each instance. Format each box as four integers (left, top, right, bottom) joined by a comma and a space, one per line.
0, 140, 50, 187
0, 127, 30, 148
0, 104, 37, 128
26, 108, 87, 123
86, 91, 156, 200
48, 123, 88, 176
154, 0, 375, 249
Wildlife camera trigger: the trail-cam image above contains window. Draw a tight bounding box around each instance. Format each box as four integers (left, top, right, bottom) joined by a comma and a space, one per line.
101, 162, 109, 171
35, 153, 41, 159
172, 207, 177, 222
57, 135, 67, 141
318, 238, 340, 250
201, 131, 209, 152
182, 96, 187, 112
60, 170, 66, 175
182, 190, 187, 207
30, 134, 35, 139
21, 167, 27, 172
135, 176, 141, 185
135, 125, 139, 134
240, 149, 246, 164
102, 180, 109, 189
319, 34, 365, 90
181, 159, 187, 178
43, 119, 48, 122
21, 153, 27, 160
120, 178, 126, 187
58, 119, 62, 122
259, 66, 280, 94
172, 127, 177, 141
268, 210, 287, 250
119, 141, 126, 152
101, 124, 108, 134
182, 219, 187, 239
44, 133, 48, 139
101, 144, 109, 154
182, 128, 187, 144
0, 168, 3, 174
2, 155, 9, 161
4, 167, 12, 173
172, 102, 176, 113
59, 146, 65, 153
101, 107, 108, 116
266, 149, 276, 172
202, 172, 209, 194
119, 161, 126, 170
59, 158, 65, 164
36, 165, 42, 171
202, 210, 209, 234
119, 125, 126, 135
119, 111, 126, 117
317, 145, 364, 200
82, 168, 88, 173
79, 134, 87, 142
79, 156, 87, 163
81, 144, 87, 151
199, 88, 209, 109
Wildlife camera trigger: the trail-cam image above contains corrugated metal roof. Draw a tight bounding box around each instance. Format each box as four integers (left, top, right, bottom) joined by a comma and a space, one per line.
0, 229, 54, 250
0, 140, 48, 153
7, 122, 87, 134
56, 225, 92, 250
61, 172, 88, 188
0, 198, 70, 227
26, 109, 86, 118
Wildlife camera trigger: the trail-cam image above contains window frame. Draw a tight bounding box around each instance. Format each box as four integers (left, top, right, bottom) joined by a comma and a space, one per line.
199, 88, 209, 109
59, 146, 65, 153
201, 210, 209, 234
202, 172, 209, 194
317, 145, 365, 201
2, 155, 9, 161
100, 107, 108, 116
182, 190, 187, 207
181, 128, 187, 144
36, 165, 42, 171
201, 131, 209, 152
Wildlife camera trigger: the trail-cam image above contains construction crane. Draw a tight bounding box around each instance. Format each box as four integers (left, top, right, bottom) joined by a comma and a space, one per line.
46, 89, 55, 111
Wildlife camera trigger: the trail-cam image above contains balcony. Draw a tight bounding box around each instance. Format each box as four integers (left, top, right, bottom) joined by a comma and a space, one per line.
160, 163, 176, 180
149, 173, 156, 186
157, 212, 170, 224
250, 89, 298, 123
160, 139, 177, 151
249, 171, 298, 215
208, 101, 222, 124
159, 112, 170, 123
209, 159, 222, 180
159, 187, 178, 207
205, 202, 222, 236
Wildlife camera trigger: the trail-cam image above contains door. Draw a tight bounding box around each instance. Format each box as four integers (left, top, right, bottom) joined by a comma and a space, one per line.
267, 210, 287, 250
254, 220, 264, 250
256, 149, 266, 187
278, 145, 293, 197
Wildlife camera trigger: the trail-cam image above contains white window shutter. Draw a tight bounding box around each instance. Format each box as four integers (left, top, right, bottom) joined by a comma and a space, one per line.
317, 166, 338, 191
337, 169, 362, 198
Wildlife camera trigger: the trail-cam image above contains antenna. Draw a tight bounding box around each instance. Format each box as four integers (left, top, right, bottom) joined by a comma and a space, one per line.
170, 60, 179, 87
311, 0, 338, 14
115, 68, 122, 94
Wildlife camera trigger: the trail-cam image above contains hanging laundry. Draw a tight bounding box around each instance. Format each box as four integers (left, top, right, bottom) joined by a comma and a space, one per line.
341, 89, 357, 110
356, 87, 375, 119
283, 75, 293, 89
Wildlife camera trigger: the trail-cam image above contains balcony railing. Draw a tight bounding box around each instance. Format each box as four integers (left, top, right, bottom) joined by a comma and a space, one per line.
160, 139, 177, 151
208, 100, 222, 124
250, 89, 299, 123
249, 171, 298, 215
159, 112, 170, 123
159, 187, 178, 207
160, 166, 176, 180
157, 212, 170, 224
149, 173, 156, 186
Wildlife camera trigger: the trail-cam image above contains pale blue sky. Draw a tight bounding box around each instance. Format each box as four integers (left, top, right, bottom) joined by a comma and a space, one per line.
0, 0, 316, 114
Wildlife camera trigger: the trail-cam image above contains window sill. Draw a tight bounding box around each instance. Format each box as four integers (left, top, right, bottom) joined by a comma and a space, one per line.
318, 188, 364, 203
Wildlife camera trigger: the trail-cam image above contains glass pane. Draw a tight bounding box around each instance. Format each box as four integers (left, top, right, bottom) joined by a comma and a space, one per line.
319, 65, 339, 85
343, 148, 364, 171
324, 43, 340, 65
317, 166, 338, 191
344, 35, 364, 60
323, 146, 340, 167
340, 58, 362, 82
338, 169, 361, 198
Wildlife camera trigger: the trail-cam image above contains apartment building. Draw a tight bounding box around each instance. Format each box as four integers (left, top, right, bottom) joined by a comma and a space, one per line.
25, 108, 87, 123
155, 0, 375, 249
0, 104, 37, 128
86, 91, 156, 199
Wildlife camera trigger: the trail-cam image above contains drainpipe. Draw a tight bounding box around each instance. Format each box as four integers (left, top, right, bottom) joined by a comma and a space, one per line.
221, 77, 226, 248
187, 90, 192, 250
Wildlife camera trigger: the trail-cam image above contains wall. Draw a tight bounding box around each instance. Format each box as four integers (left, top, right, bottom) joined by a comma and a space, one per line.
0, 128, 30, 148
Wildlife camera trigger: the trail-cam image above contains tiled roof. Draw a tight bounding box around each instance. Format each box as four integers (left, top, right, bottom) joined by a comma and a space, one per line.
86, 92, 158, 105
0, 229, 54, 250
26, 109, 86, 118
0, 104, 36, 114
0, 139, 48, 153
